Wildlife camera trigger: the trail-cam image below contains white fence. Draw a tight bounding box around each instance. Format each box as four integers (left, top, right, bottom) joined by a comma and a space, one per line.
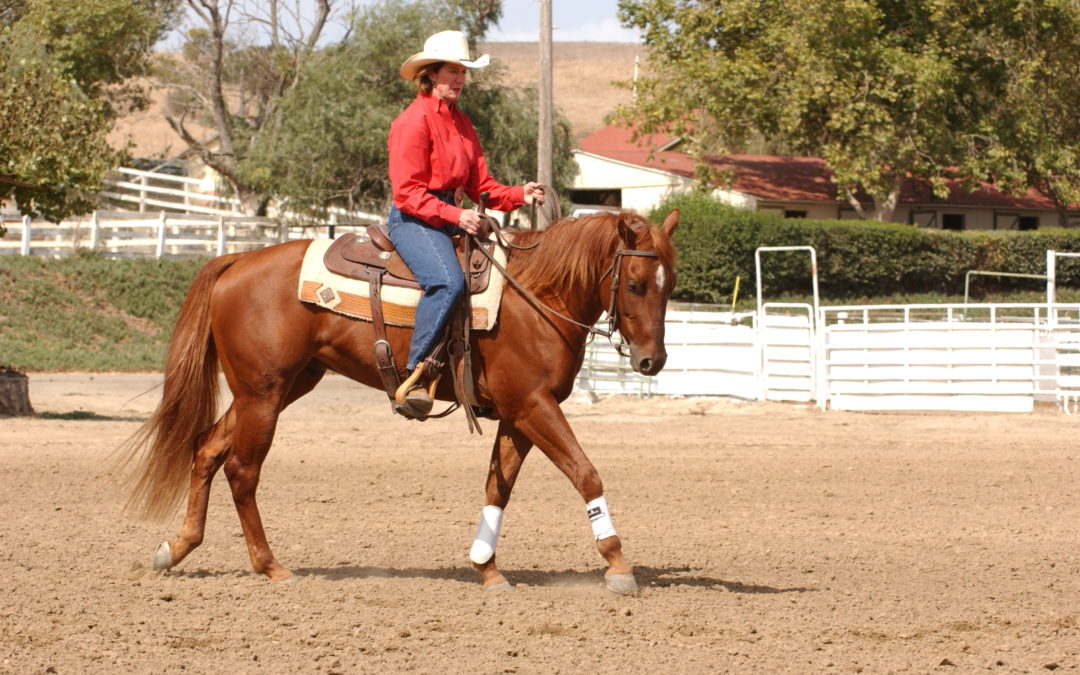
578, 301, 1080, 414
0, 210, 380, 258
98, 166, 382, 225
0, 165, 382, 258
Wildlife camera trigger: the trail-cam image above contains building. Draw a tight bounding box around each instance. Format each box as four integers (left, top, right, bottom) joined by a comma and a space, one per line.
571, 124, 1080, 230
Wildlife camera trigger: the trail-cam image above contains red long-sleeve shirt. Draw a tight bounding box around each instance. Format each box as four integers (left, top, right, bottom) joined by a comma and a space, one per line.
389, 92, 524, 228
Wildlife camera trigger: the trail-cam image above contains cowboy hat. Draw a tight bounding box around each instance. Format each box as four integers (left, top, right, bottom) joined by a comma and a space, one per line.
399, 30, 490, 81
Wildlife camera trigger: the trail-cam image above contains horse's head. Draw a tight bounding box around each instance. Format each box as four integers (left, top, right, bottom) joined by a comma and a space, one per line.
609, 209, 679, 376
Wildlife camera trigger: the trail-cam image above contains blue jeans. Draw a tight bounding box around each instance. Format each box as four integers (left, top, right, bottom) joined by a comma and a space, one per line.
386, 199, 466, 371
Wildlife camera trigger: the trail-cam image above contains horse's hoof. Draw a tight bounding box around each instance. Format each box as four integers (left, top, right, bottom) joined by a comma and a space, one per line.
483, 581, 513, 593
152, 541, 173, 570
605, 573, 639, 596
274, 575, 299, 584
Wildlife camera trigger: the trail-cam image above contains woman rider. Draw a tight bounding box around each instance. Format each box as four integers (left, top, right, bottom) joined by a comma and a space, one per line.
390, 30, 545, 418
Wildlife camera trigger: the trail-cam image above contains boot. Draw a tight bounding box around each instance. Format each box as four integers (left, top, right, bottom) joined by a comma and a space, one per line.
394, 363, 440, 419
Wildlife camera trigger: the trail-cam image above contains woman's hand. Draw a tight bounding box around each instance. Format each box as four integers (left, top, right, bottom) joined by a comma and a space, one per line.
523, 182, 545, 206
458, 209, 483, 235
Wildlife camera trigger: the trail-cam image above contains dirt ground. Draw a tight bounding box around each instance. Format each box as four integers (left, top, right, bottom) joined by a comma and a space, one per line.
2, 374, 1078, 674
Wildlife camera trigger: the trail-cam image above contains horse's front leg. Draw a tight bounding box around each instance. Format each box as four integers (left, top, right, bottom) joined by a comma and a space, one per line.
512, 395, 638, 595
470, 421, 533, 590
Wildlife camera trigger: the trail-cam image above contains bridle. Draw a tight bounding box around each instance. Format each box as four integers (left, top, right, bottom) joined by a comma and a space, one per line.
599, 248, 660, 357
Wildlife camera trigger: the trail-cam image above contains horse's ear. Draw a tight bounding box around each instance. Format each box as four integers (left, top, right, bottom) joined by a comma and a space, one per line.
661, 209, 679, 237
617, 217, 638, 249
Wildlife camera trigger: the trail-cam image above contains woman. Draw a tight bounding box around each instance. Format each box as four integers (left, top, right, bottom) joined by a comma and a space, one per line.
389, 30, 544, 418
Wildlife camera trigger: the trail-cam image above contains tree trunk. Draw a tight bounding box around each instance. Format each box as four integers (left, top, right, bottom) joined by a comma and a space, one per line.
0, 370, 34, 416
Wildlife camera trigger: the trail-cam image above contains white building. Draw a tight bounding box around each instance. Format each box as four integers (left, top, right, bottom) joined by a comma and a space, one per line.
571, 124, 1080, 230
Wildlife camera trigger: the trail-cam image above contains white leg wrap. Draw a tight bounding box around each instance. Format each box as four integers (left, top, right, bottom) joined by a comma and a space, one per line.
469, 505, 504, 564
586, 496, 618, 541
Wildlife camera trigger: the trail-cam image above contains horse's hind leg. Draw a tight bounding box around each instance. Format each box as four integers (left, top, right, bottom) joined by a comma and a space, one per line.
155, 365, 325, 579
222, 365, 326, 581
153, 406, 237, 571
471, 421, 533, 590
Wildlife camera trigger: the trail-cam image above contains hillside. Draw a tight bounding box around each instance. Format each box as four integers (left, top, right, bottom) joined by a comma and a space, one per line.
110, 42, 642, 160
483, 42, 641, 139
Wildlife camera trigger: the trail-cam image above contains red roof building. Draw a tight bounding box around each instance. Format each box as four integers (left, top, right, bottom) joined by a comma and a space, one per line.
572, 124, 1079, 230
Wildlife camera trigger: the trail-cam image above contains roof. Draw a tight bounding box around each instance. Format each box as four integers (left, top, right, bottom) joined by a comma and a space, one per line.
577, 124, 1069, 211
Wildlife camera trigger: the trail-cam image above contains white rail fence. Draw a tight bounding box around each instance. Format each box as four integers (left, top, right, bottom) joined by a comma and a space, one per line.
578, 301, 1080, 414
98, 166, 382, 224
0, 210, 380, 258
1, 166, 382, 258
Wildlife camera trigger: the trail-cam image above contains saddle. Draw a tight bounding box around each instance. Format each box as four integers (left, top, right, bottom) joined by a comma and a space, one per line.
322, 223, 495, 431
323, 224, 495, 294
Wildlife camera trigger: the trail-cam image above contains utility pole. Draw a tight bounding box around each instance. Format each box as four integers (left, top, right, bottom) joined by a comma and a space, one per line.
537, 0, 553, 228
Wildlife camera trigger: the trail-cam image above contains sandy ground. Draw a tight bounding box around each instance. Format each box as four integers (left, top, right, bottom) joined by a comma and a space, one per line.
2, 374, 1079, 673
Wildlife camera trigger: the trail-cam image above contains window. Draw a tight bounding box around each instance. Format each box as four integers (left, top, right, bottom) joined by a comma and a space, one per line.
784, 210, 807, 219
1019, 216, 1039, 231
568, 189, 620, 207
942, 213, 965, 230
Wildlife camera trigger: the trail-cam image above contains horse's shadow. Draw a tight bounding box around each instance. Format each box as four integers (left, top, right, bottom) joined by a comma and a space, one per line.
282, 563, 812, 594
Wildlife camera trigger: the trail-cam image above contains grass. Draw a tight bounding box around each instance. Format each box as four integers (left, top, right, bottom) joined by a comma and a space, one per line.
0, 252, 205, 372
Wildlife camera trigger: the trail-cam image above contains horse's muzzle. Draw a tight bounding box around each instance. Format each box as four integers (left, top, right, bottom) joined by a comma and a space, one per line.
631, 347, 667, 376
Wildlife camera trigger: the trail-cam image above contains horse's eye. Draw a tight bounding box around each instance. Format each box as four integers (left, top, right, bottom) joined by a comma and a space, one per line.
627, 279, 645, 295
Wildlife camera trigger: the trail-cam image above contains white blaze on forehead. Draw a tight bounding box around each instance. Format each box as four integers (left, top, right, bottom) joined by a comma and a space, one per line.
655, 265, 666, 290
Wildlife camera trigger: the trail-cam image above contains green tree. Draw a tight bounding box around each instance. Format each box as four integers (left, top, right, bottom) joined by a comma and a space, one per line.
616, 0, 1078, 223
963, 1, 1080, 228
0, 0, 177, 221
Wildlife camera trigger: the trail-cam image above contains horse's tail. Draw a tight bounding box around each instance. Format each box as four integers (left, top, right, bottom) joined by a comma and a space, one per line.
118, 253, 241, 522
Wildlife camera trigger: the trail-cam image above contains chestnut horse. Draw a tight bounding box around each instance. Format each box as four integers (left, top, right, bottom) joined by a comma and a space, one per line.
120, 209, 678, 594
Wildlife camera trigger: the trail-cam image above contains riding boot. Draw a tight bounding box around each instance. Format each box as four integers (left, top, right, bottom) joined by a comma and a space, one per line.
394, 362, 441, 419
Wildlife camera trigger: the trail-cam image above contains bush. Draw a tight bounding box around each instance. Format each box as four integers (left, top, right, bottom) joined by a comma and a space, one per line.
650, 194, 1080, 303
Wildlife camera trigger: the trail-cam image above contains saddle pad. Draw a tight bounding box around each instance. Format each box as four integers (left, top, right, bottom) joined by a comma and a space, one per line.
298, 238, 507, 331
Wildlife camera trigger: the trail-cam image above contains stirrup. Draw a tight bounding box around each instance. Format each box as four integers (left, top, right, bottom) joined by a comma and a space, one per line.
394, 364, 441, 419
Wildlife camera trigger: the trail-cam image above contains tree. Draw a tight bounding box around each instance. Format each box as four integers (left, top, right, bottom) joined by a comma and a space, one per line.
963, 1, 1080, 228
159, 0, 334, 215
616, 0, 1077, 223
0, 0, 177, 221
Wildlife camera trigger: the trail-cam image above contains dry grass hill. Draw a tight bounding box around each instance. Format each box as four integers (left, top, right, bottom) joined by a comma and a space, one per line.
110, 42, 642, 160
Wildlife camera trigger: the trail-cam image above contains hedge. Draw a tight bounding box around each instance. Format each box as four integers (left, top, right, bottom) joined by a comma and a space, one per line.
648, 194, 1080, 303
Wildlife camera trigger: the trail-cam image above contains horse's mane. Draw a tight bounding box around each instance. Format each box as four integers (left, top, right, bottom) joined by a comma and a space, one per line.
509, 210, 676, 297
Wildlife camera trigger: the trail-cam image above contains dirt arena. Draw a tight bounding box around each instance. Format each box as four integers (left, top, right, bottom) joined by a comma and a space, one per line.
2, 374, 1078, 673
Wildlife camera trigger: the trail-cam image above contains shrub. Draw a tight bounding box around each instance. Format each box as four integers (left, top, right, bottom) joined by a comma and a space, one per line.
650, 194, 1080, 303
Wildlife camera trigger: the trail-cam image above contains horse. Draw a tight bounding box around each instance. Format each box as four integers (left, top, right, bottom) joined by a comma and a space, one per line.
120, 208, 679, 594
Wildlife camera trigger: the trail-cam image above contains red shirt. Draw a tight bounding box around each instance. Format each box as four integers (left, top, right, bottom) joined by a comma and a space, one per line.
389, 93, 524, 228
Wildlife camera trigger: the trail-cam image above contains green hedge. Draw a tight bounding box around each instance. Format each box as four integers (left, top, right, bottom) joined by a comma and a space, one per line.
650, 194, 1080, 303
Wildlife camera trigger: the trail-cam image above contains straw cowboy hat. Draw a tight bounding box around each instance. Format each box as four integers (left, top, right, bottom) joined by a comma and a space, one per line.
399, 30, 490, 81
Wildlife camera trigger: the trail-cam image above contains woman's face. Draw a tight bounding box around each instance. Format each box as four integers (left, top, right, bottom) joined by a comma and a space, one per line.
430, 63, 468, 103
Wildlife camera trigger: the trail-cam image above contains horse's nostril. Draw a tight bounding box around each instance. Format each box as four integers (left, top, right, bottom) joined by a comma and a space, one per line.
639, 358, 652, 373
